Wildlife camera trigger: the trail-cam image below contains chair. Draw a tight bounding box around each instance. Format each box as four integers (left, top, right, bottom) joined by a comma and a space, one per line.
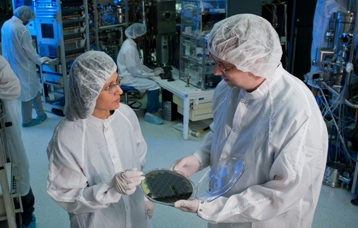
120, 85, 143, 110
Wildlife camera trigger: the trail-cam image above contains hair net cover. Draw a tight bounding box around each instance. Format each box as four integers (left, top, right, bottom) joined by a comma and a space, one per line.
208, 14, 283, 79
65, 51, 117, 121
14, 6, 36, 21
125, 23, 147, 39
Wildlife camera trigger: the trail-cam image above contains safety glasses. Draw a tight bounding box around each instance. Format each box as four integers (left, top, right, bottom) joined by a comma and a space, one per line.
209, 54, 236, 75
102, 77, 123, 94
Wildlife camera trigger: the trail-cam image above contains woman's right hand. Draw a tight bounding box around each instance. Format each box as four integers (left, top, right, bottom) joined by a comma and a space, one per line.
170, 155, 201, 178
112, 168, 144, 195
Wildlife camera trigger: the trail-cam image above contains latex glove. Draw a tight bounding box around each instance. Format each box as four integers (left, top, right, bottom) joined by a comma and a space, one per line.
40, 56, 51, 63
153, 67, 164, 76
174, 198, 199, 213
346, 62, 354, 73
170, 155, 201, 178
144, 198, 155, 219
113, 168, 145, 195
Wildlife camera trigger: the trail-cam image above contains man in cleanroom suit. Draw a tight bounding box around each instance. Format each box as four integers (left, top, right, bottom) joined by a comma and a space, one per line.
1, 5, 50, 127
117, 23, 164, 125
171, 14, 328, 228
46, 51, 154, 228
0, 55, 36, 228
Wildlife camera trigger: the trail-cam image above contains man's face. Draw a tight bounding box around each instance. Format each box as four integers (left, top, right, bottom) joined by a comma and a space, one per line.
134, 35, 145, 43
21, 19, 30, 26
211, 54, 265, 92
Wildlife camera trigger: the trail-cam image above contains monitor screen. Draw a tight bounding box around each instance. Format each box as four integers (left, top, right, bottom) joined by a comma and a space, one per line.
41, 24, 54, 39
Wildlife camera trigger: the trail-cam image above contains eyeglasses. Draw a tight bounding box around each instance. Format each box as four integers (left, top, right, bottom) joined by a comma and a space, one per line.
102, 77, 122, 94
210, 54, 236, 75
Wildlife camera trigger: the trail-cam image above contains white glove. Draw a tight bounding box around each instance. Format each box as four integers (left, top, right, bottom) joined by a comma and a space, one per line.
174, 198, 199, 213
40, 56, 51, 64
113, 168, 145, 195
346, 62, 354, 73
170, 155, 201, 178
153, 67, 164, 76
144, 198, 155, 219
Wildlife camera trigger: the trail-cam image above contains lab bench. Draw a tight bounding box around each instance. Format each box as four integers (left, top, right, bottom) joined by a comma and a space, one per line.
153, 68, 214, 140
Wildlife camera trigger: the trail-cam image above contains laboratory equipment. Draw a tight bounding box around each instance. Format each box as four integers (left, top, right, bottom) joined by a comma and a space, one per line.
33, 0, 90, 112
92, 0, 129, 61
153, 0, 176, 66
307, 2, 358, 193
179, 0, 226, 90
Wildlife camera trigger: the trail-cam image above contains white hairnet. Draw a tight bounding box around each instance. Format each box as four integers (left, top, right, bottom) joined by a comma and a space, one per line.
125, 23, 147, 39
208, 14, 283, 79
65, 51, 117, 121
14, 6, 36, 21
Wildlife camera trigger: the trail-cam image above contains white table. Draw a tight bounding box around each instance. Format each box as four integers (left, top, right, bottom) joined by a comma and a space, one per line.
153, 68, 214, 140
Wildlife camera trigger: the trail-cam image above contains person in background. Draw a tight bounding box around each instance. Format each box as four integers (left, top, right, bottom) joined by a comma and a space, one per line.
170, 14, 328, 228
1, 5, 50, 127
0, 55, 36, 228
46, 51, 154, 228
117, 23, 164, 125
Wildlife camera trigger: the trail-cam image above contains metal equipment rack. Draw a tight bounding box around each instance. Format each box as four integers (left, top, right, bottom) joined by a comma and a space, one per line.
91, 0, 129, 61
0, 100, 23, 228
33, 0, 91, 112
307, 7, 358, 193
179, 0, 225, 90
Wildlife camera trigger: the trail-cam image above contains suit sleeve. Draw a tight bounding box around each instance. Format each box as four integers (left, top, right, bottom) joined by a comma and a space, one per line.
0, 56, 21, 100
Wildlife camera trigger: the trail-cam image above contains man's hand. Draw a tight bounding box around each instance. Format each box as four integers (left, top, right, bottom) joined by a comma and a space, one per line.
153, 67, 164, 76
174, 198, 199, 213
170, 155, 201, 178
40, 56, 51, 64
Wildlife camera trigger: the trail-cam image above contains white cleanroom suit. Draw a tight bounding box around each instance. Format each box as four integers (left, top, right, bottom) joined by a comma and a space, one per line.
117, 23, 163, 124
117, 38, 160, 93
172, 14, 328, 228
47, 51, 152, 228
0, 55, 31, 196
193, 64, 328, 228
47, 105, 151, 228
1, 16, 45, 101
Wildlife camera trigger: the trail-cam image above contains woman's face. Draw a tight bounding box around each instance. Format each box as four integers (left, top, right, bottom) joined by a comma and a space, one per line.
92, 72, 123, 119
